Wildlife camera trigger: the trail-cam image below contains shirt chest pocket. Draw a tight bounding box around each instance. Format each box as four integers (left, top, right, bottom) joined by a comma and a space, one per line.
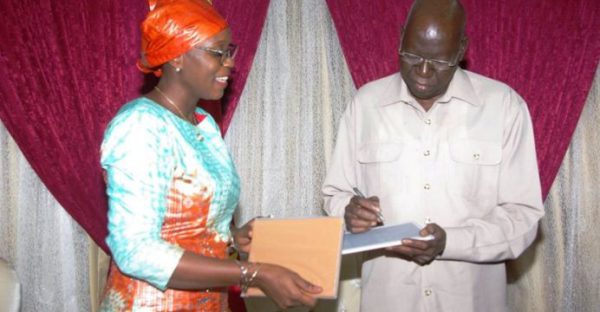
357, 142, 405, 195
447, 139, 502, 200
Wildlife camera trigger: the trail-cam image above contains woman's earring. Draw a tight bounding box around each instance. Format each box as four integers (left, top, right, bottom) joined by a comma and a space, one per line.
176, 67, 181, 72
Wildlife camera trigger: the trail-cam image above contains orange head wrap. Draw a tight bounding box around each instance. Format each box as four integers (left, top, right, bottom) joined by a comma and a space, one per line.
138, 0, 228, 76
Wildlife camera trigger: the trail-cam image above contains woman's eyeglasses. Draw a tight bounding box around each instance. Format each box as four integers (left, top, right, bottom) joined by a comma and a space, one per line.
196, 43, 238, 64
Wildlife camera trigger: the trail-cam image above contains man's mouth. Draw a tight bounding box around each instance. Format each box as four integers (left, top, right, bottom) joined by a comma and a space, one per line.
414, 81, 430, 90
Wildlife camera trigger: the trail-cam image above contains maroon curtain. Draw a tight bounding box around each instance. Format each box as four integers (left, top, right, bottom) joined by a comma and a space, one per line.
0, 0, 147, 252
0, 0, 269, 257
326, 0, 600, 198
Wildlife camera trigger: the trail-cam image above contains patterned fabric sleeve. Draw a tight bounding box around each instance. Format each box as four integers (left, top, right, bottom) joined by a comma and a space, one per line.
101, 103, 184, 290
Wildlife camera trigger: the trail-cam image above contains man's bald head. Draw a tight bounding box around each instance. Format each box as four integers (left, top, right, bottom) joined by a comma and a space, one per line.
399, 0, 468, 109
404, 0, 466, 42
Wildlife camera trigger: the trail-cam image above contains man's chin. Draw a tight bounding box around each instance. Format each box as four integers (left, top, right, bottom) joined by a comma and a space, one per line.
408, 87, 435, 100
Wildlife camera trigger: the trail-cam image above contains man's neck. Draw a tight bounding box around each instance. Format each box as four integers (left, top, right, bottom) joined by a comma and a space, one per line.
417, 98, 437, 112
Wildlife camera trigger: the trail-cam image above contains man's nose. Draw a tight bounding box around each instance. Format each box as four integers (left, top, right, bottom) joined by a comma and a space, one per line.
416, 60, 433, 77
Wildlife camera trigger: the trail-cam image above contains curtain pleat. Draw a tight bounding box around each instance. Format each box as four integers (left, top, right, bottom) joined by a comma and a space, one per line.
224, 0, 357, 310
0, 122, 91, 311
507, 64, 600, 312
225, 0, 355, 224
0, 0, 147, 252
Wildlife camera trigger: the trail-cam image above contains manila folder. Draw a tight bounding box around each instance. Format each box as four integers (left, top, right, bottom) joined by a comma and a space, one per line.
245, 217, 344, 299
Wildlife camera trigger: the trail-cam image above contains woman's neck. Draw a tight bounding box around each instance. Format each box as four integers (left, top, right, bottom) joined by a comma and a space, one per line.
152, 84, 199, 125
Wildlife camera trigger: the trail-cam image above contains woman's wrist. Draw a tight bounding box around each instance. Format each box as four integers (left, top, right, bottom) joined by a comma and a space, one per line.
234, 260, 262, 294
229, 226, 242, 252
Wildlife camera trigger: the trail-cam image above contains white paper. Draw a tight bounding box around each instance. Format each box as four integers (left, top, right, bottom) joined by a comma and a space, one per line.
342, 222, 433, 255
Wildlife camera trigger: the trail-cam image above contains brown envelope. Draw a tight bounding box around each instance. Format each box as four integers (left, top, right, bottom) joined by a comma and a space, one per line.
245, 217, 344, 299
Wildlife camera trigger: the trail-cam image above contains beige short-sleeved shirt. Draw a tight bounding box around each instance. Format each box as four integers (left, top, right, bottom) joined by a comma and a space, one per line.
323, 69, 544, 312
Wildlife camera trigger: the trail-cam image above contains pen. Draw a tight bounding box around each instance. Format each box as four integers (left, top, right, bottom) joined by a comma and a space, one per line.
352, 187, 384, 223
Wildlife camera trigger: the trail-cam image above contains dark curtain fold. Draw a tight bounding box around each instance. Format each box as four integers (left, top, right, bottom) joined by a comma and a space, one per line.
0, 0, 147, 252
326, 0, 600, 198
0, 0, 270, 259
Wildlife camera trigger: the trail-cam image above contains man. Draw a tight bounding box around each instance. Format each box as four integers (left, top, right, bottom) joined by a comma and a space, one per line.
322, 0, 544, 311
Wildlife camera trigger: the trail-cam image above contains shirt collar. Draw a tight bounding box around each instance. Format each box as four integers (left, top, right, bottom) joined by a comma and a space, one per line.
377, 73, 412, 107
377, 68, 480, 107
437, 68, 480, 106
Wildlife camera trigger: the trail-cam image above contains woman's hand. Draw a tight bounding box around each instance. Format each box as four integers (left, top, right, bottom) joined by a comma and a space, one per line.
231, 220, 254, 254
253, 263, 322, 309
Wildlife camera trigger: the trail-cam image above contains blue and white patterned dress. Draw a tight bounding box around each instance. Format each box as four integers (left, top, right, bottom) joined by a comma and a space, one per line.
99, 97, 240, 311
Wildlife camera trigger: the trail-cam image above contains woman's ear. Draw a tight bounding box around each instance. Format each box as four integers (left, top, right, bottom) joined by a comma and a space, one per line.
167, 55, 184, 72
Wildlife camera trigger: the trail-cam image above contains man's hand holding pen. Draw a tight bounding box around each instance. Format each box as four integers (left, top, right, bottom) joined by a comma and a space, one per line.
344, 188, 446, 266
343, 188, 383, 233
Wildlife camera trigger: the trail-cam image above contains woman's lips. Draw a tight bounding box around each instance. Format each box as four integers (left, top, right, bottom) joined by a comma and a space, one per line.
215, 76, 229, 87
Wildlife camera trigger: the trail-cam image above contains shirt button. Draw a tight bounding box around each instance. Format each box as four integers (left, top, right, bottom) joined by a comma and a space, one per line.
424, 289, 432, 296
424, 118, 432, 125
424, 183, 431, 190
423, 150, 431, 156
473, 153, 480, 160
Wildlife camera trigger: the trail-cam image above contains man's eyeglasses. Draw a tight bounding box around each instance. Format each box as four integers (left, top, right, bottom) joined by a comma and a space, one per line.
398, 50, 458, 71
196, 43, 238, 64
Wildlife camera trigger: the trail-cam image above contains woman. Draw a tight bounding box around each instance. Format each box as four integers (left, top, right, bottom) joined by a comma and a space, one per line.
99, 0, 322, 310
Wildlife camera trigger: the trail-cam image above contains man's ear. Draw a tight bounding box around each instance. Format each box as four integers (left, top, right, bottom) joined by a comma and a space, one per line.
458, 36, 469, 61
400, 26, 405, 37
399, 26, 405, 48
